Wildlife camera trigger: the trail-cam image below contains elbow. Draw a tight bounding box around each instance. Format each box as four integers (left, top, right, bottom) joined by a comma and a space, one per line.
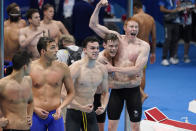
89, 22, 94, 29
89, 22, 96, 30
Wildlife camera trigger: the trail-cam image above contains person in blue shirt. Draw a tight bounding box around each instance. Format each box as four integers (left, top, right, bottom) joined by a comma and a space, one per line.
159, 0, 183, 66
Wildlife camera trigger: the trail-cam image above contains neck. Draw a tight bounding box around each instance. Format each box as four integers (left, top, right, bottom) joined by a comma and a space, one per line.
43, 18, 52, 24
29, 24, 38, 31
10, 70, 25, 83
138, 9, 144, 14
103, 51, 113, 61
39, 56, 53, 68
125, 35, 137, 44
84, 57, 96, 68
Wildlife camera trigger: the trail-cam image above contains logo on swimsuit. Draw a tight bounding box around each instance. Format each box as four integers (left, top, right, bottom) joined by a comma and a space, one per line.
133, 110, 139, 118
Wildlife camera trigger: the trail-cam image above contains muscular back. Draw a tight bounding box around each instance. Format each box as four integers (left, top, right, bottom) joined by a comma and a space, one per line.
30, 60, 69, 111
133, 13, 155, 43
0, 76, 32, 130
4, 19, 26, 28
4, 23, 20, 61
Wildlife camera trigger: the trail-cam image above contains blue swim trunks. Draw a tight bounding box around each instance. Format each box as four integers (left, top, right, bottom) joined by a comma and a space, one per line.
31, 110, 64, 131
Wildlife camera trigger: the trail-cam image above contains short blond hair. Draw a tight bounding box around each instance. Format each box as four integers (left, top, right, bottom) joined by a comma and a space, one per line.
60, 35, 75, 43
58, 35, 75, 49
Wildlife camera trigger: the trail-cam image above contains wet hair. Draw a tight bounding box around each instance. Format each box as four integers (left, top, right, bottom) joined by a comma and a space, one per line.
133, 1, 143, 9
124, 17, 140, 28
12, 51, 31, 70
82, 36, 100, 48
6, 3, 19, 15
43, 4, 54, 12
26, 8, 39, 20
37, 37, 55, 54
103, 33, 119, 43
58, 35, 75, 49
9, 8, 21, 22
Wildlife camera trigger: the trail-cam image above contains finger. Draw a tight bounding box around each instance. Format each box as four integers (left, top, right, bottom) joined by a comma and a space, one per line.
42, 110, 49, 114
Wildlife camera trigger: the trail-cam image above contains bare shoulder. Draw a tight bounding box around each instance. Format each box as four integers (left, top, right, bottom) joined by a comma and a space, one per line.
96, 61, 107, 72
137, 38, 150, 49
24, 76, 32, 87
54, 60, 69, 70
24, 76, 32, 83
19, 19, 27, 27
54, 20, 62, 25
30, 59, 40, 70
20, 26, 27, 31
0, 77, 9, 93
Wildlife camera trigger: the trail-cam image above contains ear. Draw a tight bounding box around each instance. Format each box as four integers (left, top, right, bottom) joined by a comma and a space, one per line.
41, 49, 46, 55
103, 42, 107, 48
83, 48, 87, 54
23, 64, 27, 70
123, 25, 127, 32
28, 18, 32, 24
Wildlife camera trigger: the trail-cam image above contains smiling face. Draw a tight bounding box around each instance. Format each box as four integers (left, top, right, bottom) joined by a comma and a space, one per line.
84, 42, 99, 60
124, 19, 139, 39
103, 40, 119, 58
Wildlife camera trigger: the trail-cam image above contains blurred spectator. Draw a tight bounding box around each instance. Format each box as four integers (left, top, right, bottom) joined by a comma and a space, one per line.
177, 0, 195, 63
29, 0, 55, 19
159, 0, 182, 66
72, 0, 104, 47
57, 35, 83, 65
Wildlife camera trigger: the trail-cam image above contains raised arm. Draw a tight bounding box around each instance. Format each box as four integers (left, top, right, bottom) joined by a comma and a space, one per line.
89, 0, 119, 38
110, 43, 150, 76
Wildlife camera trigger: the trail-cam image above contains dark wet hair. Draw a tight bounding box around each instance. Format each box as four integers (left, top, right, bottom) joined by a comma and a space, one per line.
82, 36, 100, 48
43, 4, 54, 12
12, 51, 31, 70
133, 1, 143, 9
26, 8, 39, 19
37, 37, 55, 54
6, 2, 19, 15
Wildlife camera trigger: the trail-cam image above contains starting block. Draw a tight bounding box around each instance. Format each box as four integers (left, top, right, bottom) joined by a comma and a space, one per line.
144, 107, 196, 130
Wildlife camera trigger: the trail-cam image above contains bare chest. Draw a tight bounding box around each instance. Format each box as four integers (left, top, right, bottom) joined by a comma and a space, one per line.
77, 67, 103, 88
31, 68, 63, 89
26, 30, 43, 46
117, 43, 140, 66
42, 23, 60, 38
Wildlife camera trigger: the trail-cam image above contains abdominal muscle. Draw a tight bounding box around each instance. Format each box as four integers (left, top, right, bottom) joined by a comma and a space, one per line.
114, 59, 136, 82
3, 104, 29, 130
